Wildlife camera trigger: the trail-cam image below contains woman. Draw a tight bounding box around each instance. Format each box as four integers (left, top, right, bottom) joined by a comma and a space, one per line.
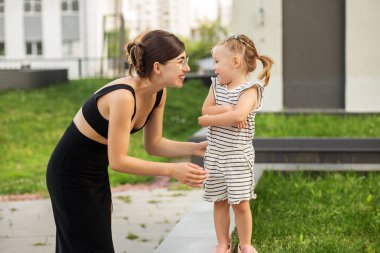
46, 30, 208, 253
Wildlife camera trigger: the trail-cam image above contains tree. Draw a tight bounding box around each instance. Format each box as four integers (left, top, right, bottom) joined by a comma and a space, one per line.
183, 21, 228, 72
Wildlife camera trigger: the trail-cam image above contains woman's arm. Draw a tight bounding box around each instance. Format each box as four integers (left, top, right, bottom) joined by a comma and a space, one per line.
198, 86, 258, 127
202, 85, 234, 115
107, 89, 207, 187
143, 89, 207, 158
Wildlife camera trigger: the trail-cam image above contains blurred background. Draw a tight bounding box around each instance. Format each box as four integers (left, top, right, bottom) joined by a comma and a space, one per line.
1, 0, 379, 112
0, 2, 379, 252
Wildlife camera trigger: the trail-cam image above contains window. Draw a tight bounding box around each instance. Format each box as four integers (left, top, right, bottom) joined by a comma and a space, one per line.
61, 0, 79, 13
0, 42, 4, 56
24, 0, 42, 14
26, 41, 43, 56
0, 0, 4, 14
62, 40, 79, 56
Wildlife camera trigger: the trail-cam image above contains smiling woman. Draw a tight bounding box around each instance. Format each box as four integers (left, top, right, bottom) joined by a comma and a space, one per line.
46, 29, 207, 253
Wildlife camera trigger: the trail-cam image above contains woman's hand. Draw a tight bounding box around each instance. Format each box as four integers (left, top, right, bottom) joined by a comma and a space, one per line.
193, 141, 207, 157
171, 162, 208, 187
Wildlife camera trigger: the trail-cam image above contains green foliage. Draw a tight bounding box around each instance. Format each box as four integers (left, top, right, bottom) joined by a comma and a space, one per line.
231, 171, 380, 253
106, 29, 128, 58
181, 21, 228, 71
0, 79, 153, 195
0, 78, 379, 195
163, 80, 209, 140
255, 113, 380, 137
0, 79, 208, 195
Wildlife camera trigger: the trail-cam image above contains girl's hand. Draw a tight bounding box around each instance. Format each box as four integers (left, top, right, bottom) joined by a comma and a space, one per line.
171, 162, 208, 187
198, 115, 210, 127
193, 141, 208, 157
237, 119, 248, 129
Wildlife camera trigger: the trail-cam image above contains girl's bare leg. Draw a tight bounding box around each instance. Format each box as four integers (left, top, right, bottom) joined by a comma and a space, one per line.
214, 200, 231, 248
232, 200, 252, 246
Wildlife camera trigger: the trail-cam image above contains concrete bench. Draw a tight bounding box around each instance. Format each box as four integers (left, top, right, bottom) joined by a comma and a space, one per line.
0, 69, 68, 91
189, 128, 380, 165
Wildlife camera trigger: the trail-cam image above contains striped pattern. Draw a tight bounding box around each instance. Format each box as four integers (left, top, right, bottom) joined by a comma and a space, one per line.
203, 78, 264, 204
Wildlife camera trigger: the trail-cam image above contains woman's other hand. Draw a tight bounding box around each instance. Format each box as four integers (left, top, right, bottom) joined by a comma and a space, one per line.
193, 141, 207, 157
171, 162, 208, 187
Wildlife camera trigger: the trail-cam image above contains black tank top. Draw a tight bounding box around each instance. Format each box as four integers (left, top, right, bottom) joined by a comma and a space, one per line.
81, 84, 163, 138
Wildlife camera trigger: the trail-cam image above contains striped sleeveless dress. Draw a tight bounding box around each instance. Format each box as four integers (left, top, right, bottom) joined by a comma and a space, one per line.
203, 77, 264, 204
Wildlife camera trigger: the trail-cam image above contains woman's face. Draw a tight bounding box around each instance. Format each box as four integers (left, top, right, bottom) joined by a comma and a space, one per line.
160, 52, 190, 88
212, 45, 235, 85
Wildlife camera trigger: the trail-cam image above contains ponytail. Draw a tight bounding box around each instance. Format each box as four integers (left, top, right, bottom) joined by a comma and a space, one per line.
126, 42, 146, 77
257, 55, 273, 87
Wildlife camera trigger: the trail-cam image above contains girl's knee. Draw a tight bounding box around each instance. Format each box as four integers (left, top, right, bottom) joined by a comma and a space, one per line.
232, 200, 251, 213
214, 200, 229, 208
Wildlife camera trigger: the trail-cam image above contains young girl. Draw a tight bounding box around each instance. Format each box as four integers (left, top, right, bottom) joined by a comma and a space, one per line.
198, 35, 273, 253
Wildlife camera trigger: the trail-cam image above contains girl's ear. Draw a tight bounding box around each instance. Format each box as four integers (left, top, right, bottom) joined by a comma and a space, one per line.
233, 56, 241, 67
153, 62, 161, 74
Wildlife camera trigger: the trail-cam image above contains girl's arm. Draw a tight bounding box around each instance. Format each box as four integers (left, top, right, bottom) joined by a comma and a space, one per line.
198, 86, 258, 127
202, 85, 234, 115
107, 89, 207, 187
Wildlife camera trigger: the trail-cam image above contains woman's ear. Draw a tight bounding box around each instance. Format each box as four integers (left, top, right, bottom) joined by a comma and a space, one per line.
153, 62, 161, 74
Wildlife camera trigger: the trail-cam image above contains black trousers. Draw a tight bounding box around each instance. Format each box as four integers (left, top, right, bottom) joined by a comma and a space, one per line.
46, 122, 114, 253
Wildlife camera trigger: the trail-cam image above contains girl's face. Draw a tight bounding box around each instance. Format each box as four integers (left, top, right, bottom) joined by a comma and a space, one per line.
212, 45, 235, 85
159, 52, 190, 88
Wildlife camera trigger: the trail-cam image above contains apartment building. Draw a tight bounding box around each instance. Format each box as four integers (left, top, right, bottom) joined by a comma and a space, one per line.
0, 0, 232, 78
231, 0, 380, 112
0, 0, 109, 78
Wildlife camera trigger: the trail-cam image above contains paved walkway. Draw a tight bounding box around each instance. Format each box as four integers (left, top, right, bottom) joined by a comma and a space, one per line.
3, 164, 377, 253
0, 186, 203, 253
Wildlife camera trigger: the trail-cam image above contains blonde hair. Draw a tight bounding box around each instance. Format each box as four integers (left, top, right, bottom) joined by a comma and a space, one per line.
215, 35, 273, 86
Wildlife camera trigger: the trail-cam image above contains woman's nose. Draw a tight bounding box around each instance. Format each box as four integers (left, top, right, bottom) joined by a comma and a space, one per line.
182, 64, 190, 72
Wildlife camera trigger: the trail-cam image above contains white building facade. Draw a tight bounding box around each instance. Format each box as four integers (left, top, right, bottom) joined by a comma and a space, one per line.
123, 0, 232, 40
230, 0, 380, 112
0, 0, 232, 78
0, 0, 108, 78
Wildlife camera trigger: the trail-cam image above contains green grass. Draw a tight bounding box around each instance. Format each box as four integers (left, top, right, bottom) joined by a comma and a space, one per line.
0, 79, 379, 195
0, 79, 208, 195
255, 113, 380, 137
231, 171, 380, 253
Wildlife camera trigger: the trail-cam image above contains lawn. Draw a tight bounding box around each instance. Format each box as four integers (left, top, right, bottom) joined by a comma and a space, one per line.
255, 113, 380, 137
231, 171, 380, 253
0, 79, 208, 195
0, 79, 379, 195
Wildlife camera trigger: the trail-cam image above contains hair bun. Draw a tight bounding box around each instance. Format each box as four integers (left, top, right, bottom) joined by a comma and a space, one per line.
126, 42, 145, 77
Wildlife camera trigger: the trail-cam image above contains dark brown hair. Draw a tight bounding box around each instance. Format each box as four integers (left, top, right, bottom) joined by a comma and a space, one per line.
215, 35, 274, 86
126, 30, 185, 78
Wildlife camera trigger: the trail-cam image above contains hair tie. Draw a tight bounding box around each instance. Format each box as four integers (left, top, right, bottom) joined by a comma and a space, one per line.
129, 45, 137, 55
129, 45, 141, 71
